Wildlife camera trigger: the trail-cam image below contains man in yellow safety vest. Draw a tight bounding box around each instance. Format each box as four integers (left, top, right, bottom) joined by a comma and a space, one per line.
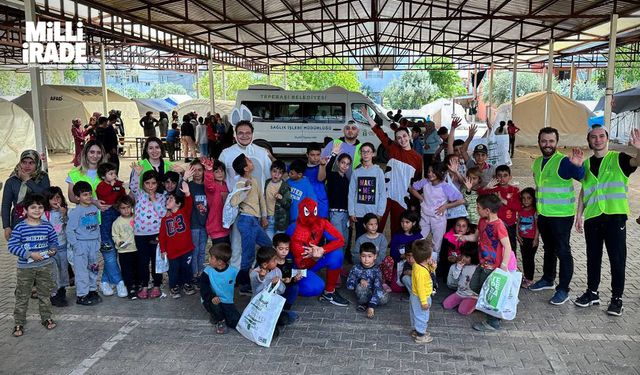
574, 126, 639, 316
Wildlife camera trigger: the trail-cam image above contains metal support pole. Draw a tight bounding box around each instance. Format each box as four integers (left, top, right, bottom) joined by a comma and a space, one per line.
267, 64, 271, 86
569, 61, 576, 99
544, 39, 554, 128
208, 54, 215, 114
511, 54, 517, 119
100, 43, 108, 115
604, 14, 618, 131
25, 0, 47, 170
471, 65, 478, 124
283, 68, 288, 90
221, 64, 226, 101
488, 63, 494, 124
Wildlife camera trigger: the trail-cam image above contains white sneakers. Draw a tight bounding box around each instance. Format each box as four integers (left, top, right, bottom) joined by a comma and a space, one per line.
101, 281, 114, 296
116, 281, 128, 298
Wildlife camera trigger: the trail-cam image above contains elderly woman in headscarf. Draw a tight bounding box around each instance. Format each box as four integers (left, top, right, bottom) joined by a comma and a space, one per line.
2, 150, 51, 240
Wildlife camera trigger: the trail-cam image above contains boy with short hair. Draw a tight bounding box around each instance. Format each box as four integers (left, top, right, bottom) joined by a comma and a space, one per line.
231, 154, 272, 295
200, 243, 240, 334
304, 143, 329, 218
67, 181, 102, 306
159, 181, 196, 299
479, 165, 521, 253
265, 160, 292, 239
346, 242, 390, 319
163, 171, 181, 196
287, 159, 317, 223
9, 193, 59, 337
274, 233, 300, 323
250, 246, 286, 296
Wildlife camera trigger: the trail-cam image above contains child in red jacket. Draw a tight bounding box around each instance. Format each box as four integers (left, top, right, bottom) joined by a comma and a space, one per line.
159, 181, 195, 299
479, 165, 521, 255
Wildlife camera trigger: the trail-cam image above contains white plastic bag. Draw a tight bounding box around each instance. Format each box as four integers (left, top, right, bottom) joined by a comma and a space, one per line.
155, 245, 169, 274
237, 281, 286, 347
475, 268, 522, 320
222, 185, 251, 229
395, 260, 405, 287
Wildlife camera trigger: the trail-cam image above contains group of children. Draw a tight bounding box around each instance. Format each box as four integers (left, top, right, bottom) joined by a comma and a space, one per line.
10, 138, 539, 343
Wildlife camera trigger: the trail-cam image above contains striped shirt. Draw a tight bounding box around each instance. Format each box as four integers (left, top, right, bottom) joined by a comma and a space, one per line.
8, 221, 58, 269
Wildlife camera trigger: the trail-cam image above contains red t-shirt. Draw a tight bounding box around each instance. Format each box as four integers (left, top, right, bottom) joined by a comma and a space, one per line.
159, 196, 194, 260
477, 217, 516, 270
96, 180, 126, 205
479, 185, 521, 226
517, 207, 537, 239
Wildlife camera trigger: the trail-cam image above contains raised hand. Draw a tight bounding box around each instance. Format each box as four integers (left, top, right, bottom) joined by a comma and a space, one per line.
183, 166, 195, 182
485, 178, 499, 190
447, 157, 458, 173
568, 147, 584, 167
468, 123, 478, 138
201, 157, 214, 171
331, 141, 342, 155
179, 181, 190, 196
463, 176, 473, 191
130, 162, 143, 176
451, 117, 462, 130
630, 128, 640, 150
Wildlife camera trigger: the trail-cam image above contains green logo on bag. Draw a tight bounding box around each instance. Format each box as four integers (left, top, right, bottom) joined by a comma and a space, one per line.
485, 272, 508, 309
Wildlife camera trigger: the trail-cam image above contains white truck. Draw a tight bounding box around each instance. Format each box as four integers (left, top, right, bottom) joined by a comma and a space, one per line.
235, 85, 394, 157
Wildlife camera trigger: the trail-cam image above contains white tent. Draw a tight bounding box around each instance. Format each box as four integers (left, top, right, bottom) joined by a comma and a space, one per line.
13, 85, 143, 152
0, 99, 37, 170
419, 99, 469, 128
173, 99, 235, 120
495, 91, 594, 147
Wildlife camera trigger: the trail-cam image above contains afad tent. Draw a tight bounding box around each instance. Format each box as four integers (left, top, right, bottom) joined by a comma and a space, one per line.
173, 99, 235, 120
419, 99, 469, 129
13, 85, 142, 152
0, 98, 37, 170
495, 91, 594, 147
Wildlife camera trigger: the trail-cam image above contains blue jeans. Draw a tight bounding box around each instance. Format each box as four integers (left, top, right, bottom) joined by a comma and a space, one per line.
265, 215, 275, 240
409, 295, 431, 335
101, 245, 123, 284
283, 282, 299, 310
329, 210, 349, 254
297, 249, 343, 297
100, 207, 119, 248
199, 143, 208, 156
236, 214, 272, 286
191, 228, 208, 276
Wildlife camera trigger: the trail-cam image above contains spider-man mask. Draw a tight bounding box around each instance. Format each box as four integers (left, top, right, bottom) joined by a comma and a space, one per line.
297, 197, 319, 227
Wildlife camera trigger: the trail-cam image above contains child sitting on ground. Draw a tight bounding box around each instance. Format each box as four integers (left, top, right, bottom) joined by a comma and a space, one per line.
200, 243, 240, 334
250, 246, 289, 330
381, 210, 422, 292
346, 242, 390, 318
443, 245, 480, 316
400, 246, 415, 290
160, 181, 196, 299
9, 193, 59, 337
409, 239, 436, 344
353, 213, 388, 266
441, 217, 477, 276
274, 233, 301, 323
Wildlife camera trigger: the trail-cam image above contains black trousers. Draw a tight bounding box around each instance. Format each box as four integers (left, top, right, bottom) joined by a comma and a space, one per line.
538, 215, 574, 292
118, 251, 139, 291
584, 214, 627, 299
520, 237, 538, 281
201, 299, 240, 328
135, 235, 163, 288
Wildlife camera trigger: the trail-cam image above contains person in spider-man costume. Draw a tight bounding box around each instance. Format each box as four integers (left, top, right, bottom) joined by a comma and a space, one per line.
286, 198, 350, 306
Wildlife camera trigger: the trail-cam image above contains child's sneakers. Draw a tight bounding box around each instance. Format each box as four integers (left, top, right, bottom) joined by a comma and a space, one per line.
238, 285, 253, 296
183, 284, 196, 295
116, 281, 128, 298
149, 287, 162, 299
101, 282, 114, 296
76, 295, 95, 306
137, 288, 149, 299
414, 333, 433, 344
88, 291, 103, 303
319, 291, 350, 307
170, 287, 182, 299
215, 321, 228, 334
50, 287, 68, 307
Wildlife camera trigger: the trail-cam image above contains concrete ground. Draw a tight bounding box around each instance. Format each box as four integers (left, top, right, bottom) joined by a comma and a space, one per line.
0, 146, 639, 375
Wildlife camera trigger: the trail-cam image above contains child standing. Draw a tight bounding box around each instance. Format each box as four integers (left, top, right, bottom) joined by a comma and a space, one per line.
303, 143, 329, 218
287, 159, 316, 223
160, 181, 196, 298
463, 194, 517, 331
230, 154, 272, 295
352, 213, 388, 265
203, 159, 230, 244
9, 193, 58, 337
166, 123, 180, 161
265, 160, 292, 239
348, 143, 386, 239
130, 166, 167, 299
95, 162, 126, 297
443, 245, 480, 316
479, 165, 521, 255
462, 167, 483, 226
409, 162, 464, 263
517, 187, 539, 288
67, 181, 102, 306
200, 243, 240, 334
274, 233, 301, 323
43, 187, 70, 307
185, 160, 209, 283
162, 171, 181, 196
196, 118, 209, 156
112, 195, 138, 299
326, 147, 352, 257
346, 242, 390, 318
409, 239, 435, 344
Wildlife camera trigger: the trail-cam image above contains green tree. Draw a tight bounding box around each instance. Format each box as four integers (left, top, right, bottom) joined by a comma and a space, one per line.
415, 57, 467, 99
145, 82, 187, 98
381, 71, 439, 109
482, 71, 545, 105
63, 70, 80, 84
595, 46, 640, 90
197, 69, 266, 101
0, 71, 30, 96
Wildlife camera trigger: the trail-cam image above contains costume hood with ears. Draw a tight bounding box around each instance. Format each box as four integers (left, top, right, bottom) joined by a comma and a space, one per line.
297, 197, 319, 227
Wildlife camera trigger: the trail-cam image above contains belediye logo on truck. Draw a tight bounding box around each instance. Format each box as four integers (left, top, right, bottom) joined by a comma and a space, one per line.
22, 21, 87, 64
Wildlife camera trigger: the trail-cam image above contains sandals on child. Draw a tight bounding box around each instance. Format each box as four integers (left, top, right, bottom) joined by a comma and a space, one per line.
12, 325, 24, 337
41, 319, 57, 330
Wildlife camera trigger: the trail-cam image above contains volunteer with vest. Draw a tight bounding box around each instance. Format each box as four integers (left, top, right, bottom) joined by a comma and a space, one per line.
529, 127, 585, 306
574, 126, 638, 316
66, 140, 109, 208
132, 137, 183, 193
321, 120, 363, 173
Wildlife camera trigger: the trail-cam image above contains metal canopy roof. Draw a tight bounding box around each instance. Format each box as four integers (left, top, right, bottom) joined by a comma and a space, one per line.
2, 0, 640, 71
